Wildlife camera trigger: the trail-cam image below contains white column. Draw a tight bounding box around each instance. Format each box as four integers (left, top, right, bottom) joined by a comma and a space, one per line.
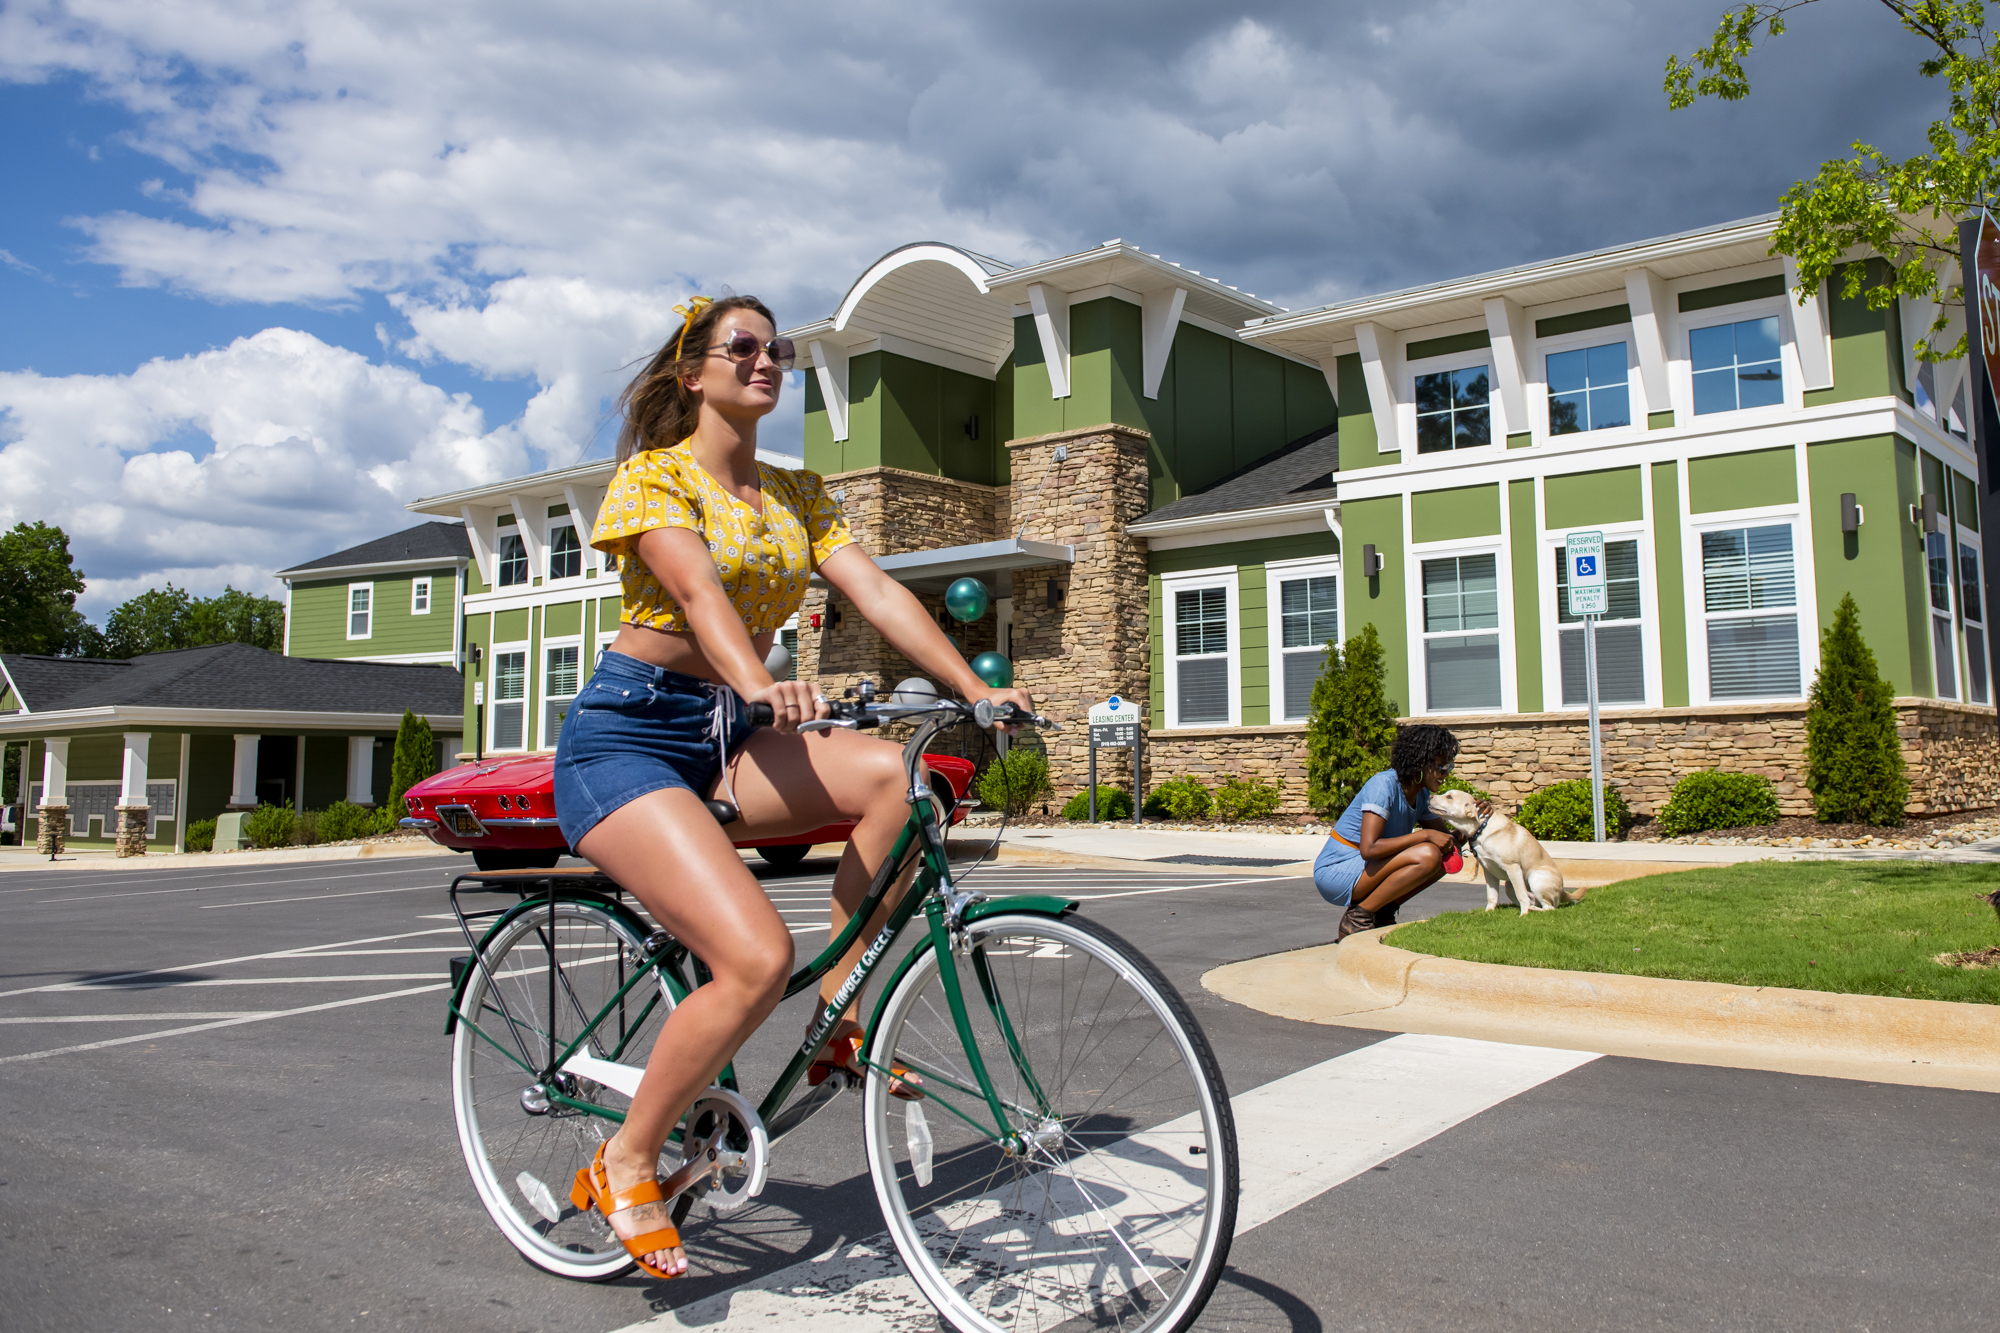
41, 737, 69, 807
1623, 267, 1674, 417
229, 734, 260, 808
1354, 321, 1401, 454
1482, 296, 1531, 438
347, 736, 376, 806
1028, 283, 1071, 399
119, 732, 151, 806
294, 734, 307, 813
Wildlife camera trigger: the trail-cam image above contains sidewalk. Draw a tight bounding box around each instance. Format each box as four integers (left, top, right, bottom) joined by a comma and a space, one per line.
0, 836, 455, 873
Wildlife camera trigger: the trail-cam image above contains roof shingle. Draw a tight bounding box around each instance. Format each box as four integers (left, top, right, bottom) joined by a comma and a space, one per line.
279, 521, 470, 576
0, 643, 461, 718
1137, 427, 1338, 525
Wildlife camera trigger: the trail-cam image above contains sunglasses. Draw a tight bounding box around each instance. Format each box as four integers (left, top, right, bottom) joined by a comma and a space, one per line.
709, 329, 796, 371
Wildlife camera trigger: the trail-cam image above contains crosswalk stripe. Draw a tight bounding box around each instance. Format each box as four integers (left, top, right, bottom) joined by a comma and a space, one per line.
609, 1033, 1599, 1332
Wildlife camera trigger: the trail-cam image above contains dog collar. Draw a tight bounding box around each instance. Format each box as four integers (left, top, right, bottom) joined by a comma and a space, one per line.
1465, 814, 1492, 855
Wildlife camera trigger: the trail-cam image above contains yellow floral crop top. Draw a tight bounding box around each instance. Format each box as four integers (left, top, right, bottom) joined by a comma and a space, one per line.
591, 444, 854, 634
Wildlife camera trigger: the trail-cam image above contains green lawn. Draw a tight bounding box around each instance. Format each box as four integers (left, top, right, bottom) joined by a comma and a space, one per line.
1387, 861, 2000, 1004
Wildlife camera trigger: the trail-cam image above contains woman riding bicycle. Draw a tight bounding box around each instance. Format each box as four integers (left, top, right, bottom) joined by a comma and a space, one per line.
551, 293, 1033, 1280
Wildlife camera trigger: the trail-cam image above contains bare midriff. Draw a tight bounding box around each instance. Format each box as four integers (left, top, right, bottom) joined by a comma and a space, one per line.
607, 621, 776, 685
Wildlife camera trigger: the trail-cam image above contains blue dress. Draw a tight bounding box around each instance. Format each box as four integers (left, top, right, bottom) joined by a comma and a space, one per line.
1313, 769, 1431, 907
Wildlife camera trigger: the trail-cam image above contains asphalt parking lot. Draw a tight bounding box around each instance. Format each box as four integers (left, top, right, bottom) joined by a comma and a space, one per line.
1, 851, 1994, 1332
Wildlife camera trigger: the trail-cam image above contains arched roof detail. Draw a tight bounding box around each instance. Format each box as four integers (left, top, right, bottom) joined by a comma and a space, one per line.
829, 243, 1016, 376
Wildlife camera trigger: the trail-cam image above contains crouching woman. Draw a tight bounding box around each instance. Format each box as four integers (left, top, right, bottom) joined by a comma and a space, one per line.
1314, 724, 1471, 941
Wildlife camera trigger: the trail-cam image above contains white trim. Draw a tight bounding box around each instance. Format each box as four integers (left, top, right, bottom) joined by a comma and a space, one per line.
119, 731, 150, 806
282, 582, 293, 656
1354, 322, 1400, 453
1954, 520, 1992, 705
1684, 506, 1812, 708
280, 555, 468, 583
1408, 537, 1513, 717
229, 733, 257, 808
1264, 557, 1342, 723
1142, 287, 1188, 400
174, 732, 190, 853
507, 498, 546, 589
1482, 296, 1531, 437
808, 338, 851, 442
560, 483, 609, 575
330, 650, 459, 666
1403, 343, 1500, 462
346, 735, 376, 806
1624, 267, 1673, 415
1537, 523, 1659, 713
537, 635, 585, 753
1160, 567, 1240, 729
1532, 325, 1641, 449
0, 707, 459, 740
833, 244, 995, 332
345, 582, 373, 641
410, 575, 432, 616
1028, 283, 1071, 399
486, 641, 531, 753
460, 505, 498, 588
1782, 255, 1835, 391
1674, 292, 1794, 424
545, 516, 584, 584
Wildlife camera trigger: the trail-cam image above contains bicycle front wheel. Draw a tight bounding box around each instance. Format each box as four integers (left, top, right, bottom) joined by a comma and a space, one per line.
862, 912, 1237, 1333
450, 897, 676, 1280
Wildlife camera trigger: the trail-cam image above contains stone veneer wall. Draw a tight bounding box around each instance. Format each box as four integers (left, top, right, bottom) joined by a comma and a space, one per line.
1146, 726, 1315, 814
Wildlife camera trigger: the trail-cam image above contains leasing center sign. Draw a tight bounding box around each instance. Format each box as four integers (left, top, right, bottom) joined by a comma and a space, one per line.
1978, 211, 2000, 401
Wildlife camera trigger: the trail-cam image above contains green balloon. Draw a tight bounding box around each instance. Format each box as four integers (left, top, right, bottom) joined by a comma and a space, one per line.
944, 577, 991, 623
970, 652, 1013, 688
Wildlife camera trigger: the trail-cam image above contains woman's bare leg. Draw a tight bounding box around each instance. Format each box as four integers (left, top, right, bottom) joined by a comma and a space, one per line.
575, 786, 794, 1277
1352, 841, 1446, 914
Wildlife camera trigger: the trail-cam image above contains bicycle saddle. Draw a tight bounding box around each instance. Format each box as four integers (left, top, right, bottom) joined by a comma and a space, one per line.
704, 799, 740, 825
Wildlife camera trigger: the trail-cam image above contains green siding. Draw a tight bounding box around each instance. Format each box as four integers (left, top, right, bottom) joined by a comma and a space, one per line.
1955, 470, 1980, 531
803, 371, 835, 473
1802, 259, 1910, 409
1148, 575, 1165, 721
871, 350, 999, 483
1238, 568, 1270, 725
545, 600, 582, 639
598, 598, 622, 632
1920, 451, 1946, 507
527, 605, 544, 750
1543, 466, 1643, 530
1534, 305, 1630, 339
1405, 329, 1490, 362
463, 612, 491, 742
1, 686, 17, 712
1806, 434, 1928, 695
1337, 353, 1393, 472
1651, 462, 1689, 706
1688, 447, 1797, 513
1678, 274, 1786, 312
1648, 410, 1676, 430
288, 568, 457, 659
303, 735, 348, 808
1340, 495, 1408, 714
1411, 484, 1502, 542
1506, 432, 1533, 449
185, 734, 235, 827
66, 733, 120, 781
493, 608, 530, 641
1508, 479, 1543, 712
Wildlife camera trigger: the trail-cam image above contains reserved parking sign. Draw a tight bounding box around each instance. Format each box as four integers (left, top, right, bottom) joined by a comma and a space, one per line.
1565, 529, 1606, 616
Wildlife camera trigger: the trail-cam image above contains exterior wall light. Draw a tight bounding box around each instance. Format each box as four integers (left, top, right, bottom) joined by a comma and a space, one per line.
1840, 493, 1863, 532
1361, 544, 1384, 577
1911, 494, 1941, 533
1047, 579, 1065, 609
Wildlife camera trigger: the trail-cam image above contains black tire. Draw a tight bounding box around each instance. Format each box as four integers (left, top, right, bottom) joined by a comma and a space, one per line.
755, 843, 813, 868
473, 847, 563, 872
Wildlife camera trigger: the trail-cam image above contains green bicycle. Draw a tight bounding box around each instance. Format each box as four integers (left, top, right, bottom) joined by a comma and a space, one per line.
445, 692, 1239, 1333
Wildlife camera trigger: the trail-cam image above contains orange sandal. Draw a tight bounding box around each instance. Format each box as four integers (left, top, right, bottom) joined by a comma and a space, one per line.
807, 1026, 925, 1100
570, 1144, 683, 1280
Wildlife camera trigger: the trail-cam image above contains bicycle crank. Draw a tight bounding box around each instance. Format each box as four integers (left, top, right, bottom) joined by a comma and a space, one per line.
669, 1087, 769, 1217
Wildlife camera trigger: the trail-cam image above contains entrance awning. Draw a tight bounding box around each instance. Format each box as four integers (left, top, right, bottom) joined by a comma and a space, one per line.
818, 537, 1074, 594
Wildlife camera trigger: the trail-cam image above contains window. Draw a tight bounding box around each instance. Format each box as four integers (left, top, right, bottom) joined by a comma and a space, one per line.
491, 650, 527, 749
543, 644, 581, 747
1422, 554, 1501, 710
1547, 342, 1631, 435
1554, 539, 1645, 704
1949, 381, 1970, 440
347, 584, 372, 639
497, 531, 528, 587
1172, 585, 1231, 725
1962, 538, 1989, 704
1915, 358, 1938, 421
548, 523, 582, 581
1415, 366, 1491, 453
1928, 530, 1957, 699
411, 577, 431, 615
1274, 573, 1337, 721
1691, 317, 1783, 415
1701, 525, 1800, 698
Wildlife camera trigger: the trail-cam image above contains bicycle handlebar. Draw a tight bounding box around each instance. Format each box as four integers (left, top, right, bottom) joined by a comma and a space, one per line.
776, 696, 1057, 733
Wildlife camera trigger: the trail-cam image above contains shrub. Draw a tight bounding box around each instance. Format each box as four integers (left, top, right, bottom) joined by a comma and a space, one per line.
241, 803, 296, 849
976, 746, 1052, 816
1516, 779, 1633, 842
368, 804, 401, 836
185, 817, 216, 854
1306, 624, 1398, 816
1213, 776, 1281, 820
1143, 776, 1213, 820
1656, 771, 1780, 837
389, 710, 437, 812
1805, 593, 1908, 826
291, 808, 323, 846
318, 800, 378, 843
1062, 786, 1134, 821
1438, 774, 1492, 804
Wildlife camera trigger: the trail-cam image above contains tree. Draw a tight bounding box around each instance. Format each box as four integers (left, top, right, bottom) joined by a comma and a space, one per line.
0, 522, 87, 655
103, 585, 195, 656
1305, 623, 1400, 816
97, 583, 287, 657
185, 586, 285, 652
1805, 593, 1909, 824
1667, 1, 1997, 361
388, 710, 437, 812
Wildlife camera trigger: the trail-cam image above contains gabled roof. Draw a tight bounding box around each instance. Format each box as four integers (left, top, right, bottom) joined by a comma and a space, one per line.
0, 643, 462, 717
279, 521, 471, 576
1135, 428, 1339, 526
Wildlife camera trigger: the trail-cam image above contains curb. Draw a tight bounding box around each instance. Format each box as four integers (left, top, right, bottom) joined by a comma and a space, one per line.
0, 838, 455, 873
1203, 931, 2000, 1093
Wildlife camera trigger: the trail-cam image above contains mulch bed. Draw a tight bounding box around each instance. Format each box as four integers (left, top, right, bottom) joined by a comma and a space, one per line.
1624, 808, 2000, 843
1936, 945, 2000, 970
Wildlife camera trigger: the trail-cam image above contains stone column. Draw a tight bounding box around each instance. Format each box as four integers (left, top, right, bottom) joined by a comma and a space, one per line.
228, 734, 260, 809
36, 737, 69, 856
115, 731, 151, 858
1004, 424, 1155, 801
347, 736, 377, 805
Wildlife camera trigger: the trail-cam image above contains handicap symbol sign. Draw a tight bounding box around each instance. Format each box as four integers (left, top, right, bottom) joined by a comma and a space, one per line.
1574, 555, 1596, 577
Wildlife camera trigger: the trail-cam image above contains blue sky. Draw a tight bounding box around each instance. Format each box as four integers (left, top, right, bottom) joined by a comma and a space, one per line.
0, 0, 1940, 618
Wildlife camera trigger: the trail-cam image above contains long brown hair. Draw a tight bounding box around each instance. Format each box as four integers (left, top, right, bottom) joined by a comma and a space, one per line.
614, 294, 779, 463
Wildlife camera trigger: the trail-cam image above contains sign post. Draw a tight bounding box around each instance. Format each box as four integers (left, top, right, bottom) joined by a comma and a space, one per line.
1086, 696, 1143, 825
1963, 213, 2000, 740
1565, 529, 1608, 842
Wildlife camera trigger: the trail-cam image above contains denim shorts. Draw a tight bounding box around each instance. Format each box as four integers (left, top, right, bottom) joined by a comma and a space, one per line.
1312, 838, 1366, 908
552, 650, 761, 851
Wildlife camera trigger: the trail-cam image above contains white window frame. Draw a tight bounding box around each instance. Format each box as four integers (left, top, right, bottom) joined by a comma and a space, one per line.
346, 582, 374, 641
539, 636, 584, 751
546, 519, 584, 583
1539, 522, 1660, 712
1685, 506, 1814, 707
496, 525, 529, 587
1403, 347, 1500, 458
1674, 295, 1796, 424
1407, 538, 1512, 716
1533, 326, 1640, 447
1955, 519, 1992, 706
1162, 566, 1240, 729
410, 576, 431, 616
1264, 555, 1341, 723
488, 641, 531, 752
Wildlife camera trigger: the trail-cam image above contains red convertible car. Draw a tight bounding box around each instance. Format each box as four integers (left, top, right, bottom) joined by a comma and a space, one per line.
401, 750, 977, 871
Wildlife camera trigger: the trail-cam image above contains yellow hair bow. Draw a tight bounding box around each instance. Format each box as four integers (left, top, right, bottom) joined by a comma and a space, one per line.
673, 295, 714, 363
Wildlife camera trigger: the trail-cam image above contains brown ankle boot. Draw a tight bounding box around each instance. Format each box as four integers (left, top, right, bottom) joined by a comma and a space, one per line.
1337, 906, 1377, 941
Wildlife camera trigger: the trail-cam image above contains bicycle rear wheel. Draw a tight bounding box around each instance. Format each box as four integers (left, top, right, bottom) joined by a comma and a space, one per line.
862, 912, 1237, 1333
450, 897, 676, 1280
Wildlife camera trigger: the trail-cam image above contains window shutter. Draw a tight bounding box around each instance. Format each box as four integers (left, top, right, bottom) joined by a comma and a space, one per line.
1706, 616, 1800, 698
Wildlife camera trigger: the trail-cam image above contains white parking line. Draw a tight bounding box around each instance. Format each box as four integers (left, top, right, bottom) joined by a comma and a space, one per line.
0, 1012, 278, 1023
23, 864, 446, 903
0, 927, 462, 1000
199, 884, 446, 909
53, 973, 442, 989
0, 983, 448, 1064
